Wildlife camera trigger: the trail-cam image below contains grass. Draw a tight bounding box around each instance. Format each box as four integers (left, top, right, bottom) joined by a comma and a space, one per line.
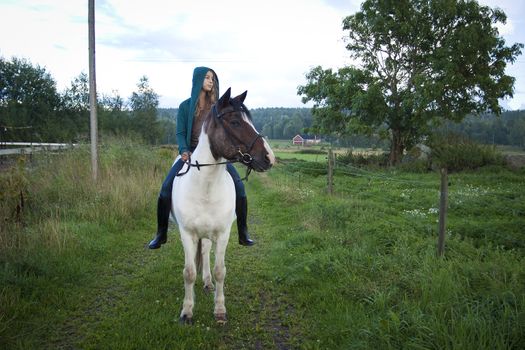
1, 140, 524, 349
266, 163, 524, 349
270, 140, 386, 164
496, 145, 525, 156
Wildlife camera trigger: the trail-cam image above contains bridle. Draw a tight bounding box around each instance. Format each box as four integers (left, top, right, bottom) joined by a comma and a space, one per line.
176, 101, 263, 179
212, 102, 263, 165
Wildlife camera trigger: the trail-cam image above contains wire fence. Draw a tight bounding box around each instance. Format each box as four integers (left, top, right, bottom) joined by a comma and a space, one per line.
271, 149, 449, 256
274, 153, 436, 191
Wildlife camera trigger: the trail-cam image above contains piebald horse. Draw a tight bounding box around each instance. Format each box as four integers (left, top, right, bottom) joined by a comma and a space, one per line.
172, 88, 275, 324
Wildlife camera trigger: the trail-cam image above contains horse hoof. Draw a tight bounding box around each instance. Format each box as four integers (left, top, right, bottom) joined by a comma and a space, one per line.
215, 313, 227, 325
179, 315, 194, 325
203, 284, 215, 294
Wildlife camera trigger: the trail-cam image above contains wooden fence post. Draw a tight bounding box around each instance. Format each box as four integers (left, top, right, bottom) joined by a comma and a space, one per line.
437, 167, 448, 257
327, 148, 334, 195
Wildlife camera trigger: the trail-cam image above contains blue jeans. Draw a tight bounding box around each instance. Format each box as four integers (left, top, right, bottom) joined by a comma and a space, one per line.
159, 160, 246, 200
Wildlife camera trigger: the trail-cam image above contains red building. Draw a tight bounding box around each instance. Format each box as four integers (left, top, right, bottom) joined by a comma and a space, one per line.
292, 134, 321, 146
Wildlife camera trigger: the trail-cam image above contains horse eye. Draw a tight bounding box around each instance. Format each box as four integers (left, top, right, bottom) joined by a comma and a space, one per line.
230, 119, 241, 127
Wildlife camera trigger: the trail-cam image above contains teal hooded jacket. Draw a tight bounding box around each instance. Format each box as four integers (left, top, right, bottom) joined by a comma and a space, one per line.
176, 66, 219, 155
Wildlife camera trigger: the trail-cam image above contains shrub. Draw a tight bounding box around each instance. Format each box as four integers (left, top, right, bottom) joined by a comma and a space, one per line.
0, 157, 29, 227
397, 159, 431, 173
336, 149, 389, 168
429, 133, 505, 172
296, 149, 326, 155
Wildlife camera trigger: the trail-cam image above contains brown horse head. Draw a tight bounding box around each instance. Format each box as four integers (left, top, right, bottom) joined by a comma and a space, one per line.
204, 88, 275, 172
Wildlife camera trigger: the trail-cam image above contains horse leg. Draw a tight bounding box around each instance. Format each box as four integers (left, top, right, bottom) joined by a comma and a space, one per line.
213, 234, 229, 324
201, 238, 214, 293
180, 233, 198, 324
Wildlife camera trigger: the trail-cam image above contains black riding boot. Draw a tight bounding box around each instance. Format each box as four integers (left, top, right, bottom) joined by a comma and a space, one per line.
236, 196, 255, 246
148, 196, 171, 249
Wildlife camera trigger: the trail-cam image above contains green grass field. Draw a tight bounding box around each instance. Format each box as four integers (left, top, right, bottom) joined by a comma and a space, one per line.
1, 141, 524, 349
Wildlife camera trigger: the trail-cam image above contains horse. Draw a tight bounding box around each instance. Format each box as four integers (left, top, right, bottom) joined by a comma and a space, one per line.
171, 88, 275, 324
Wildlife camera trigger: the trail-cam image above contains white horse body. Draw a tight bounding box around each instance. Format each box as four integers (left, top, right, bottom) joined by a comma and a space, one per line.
169, 88, 274, 324
173, 132, 236, 239
172, 131, 235, 323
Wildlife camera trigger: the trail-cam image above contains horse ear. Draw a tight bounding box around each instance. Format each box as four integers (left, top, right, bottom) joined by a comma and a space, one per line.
236, 90, 247, 103
218, 87, 232, 108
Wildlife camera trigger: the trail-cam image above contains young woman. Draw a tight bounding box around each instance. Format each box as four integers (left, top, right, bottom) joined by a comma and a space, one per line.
148, 67, 255, 249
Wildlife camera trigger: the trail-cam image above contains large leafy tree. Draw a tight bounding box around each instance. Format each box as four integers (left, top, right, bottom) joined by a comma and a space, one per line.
0, 57, 61, 141
298, 0, 523, 164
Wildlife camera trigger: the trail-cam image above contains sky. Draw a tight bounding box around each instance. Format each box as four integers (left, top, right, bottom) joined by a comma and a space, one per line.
1, 0, 524, 110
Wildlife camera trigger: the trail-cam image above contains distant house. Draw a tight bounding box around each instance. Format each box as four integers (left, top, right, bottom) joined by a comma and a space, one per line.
292, 134, 321, 146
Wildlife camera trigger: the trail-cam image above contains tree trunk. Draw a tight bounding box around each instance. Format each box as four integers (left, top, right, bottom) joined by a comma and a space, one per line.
389, 128, 404, 166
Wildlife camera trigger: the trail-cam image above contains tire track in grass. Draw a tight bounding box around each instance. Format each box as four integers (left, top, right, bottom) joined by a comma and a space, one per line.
254, 288, 293, 350
233, 174, 296, 349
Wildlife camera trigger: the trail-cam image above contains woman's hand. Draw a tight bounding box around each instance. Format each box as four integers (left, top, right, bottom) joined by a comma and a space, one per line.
181, 152, 190, 162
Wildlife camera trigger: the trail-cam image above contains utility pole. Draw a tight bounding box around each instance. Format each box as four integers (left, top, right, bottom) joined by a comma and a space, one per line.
88, 0, 99, 181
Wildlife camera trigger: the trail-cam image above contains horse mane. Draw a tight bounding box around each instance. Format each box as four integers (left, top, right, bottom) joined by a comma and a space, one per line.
229, 99, 253, 121
202, 104, 225, 160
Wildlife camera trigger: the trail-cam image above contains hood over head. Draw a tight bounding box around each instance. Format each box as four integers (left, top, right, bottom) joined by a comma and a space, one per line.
188, 66, 219, 120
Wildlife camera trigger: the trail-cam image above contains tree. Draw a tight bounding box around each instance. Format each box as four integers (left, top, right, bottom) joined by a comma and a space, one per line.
262, 123, 274, 139
509, 118, 525, 148
298, 0, 523, 164
0, 56, 62, 141
283, 114, 304, 139
129, 76, 160, 143
63, 73, 89, 112
61, 72, 90, 139
273, 119, 285, 140
99, 90, 127, 136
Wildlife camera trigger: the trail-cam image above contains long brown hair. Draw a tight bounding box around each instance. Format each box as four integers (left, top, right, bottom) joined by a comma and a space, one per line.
195, 71, 218, 117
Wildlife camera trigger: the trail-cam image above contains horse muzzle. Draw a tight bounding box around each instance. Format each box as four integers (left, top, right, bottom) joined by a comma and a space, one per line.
247, 151, 275, 172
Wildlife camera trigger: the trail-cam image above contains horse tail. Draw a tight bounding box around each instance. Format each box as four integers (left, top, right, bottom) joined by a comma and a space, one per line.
195, 238, 203, 275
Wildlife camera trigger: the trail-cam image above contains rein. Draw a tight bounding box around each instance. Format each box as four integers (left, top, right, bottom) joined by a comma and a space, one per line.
175, 102, 262, 181
176, 156, 253, 181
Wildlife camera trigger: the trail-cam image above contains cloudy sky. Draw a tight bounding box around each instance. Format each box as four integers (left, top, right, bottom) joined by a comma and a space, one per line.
1, 0, 524, 110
